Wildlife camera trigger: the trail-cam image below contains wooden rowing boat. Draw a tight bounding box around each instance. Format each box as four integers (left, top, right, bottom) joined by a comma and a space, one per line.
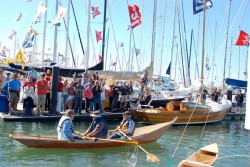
178, 143, 218, 167
9, 118, 177, 149
130, 100, 231, 125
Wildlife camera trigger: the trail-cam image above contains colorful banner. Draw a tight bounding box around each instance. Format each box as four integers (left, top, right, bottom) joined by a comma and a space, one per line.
54, 6, 67, 26
128, 5, 142, 29
95, 31, 102, 43
235, 30, 249, 46
33, 2, 47, 24
91, 6, 101, 19
193, 0, 213, 15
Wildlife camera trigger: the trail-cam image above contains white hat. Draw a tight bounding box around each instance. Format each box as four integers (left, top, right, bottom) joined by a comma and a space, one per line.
90, 111, 102, 118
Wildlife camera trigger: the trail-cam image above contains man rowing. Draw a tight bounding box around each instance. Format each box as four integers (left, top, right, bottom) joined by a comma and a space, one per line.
57, 110, 81, 142
81, 111, 108, 139
109, 111, 135, 139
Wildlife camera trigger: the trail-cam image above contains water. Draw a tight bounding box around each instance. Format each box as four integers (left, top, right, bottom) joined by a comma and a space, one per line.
0, 120, 249, 167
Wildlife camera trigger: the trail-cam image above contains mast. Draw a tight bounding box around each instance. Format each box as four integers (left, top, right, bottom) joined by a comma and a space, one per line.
211, 22, 217, 87
64, 0, 70, 60
228, 37, 233, 77
199, 0, 207, 103
151, 0, 157, 78
170, 0, 177, 79
101, 0, 107, 70
238, 46, 240, 79
42, 0, 48, 65
159, 0, 167, 76
53, 0, 59, 64
222, 0, 232, 90
86, 0, 91, 70
105, 28, 110, 70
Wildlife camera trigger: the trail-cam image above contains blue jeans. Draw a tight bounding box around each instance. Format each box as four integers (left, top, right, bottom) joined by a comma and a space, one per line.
62, 95, 68, 112
74, 97, 82, 114
93, 96, 103, 113
85, 98, 92, 112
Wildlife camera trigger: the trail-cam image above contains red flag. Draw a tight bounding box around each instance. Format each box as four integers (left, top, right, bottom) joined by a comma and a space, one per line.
95, 31, 102, 43
235, 30, 249, 46
0, 46, 9, 57
91, 6, 101, 19
128, 5, 142, 29
99, 55, 102, 62
17, 12, 22, 21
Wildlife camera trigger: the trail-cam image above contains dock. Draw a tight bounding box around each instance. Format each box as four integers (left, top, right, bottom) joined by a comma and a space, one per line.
0, 112, 123, 122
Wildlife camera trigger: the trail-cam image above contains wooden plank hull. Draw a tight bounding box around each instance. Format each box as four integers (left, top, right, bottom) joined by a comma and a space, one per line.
10, 119, 176, 149
131, 105, 230, 124
178, 143, 218, 167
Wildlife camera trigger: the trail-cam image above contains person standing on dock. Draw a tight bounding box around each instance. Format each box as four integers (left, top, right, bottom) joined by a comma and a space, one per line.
111, 81, 120, 112
36, 73, 48, 115
92, 80, 103, 113
7, 73, 21, 114
74, 79, 84, 114
234, 90, 244, 113
83, 81, 93, 114
27, 67, 38, 85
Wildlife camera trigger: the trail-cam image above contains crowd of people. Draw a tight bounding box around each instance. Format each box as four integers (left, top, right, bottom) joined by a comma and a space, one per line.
0, 67, 152, 116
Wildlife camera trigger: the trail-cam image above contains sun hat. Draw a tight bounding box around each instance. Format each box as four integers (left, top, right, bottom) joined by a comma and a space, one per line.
123, 111, 131, 115
90, 111, 102, 117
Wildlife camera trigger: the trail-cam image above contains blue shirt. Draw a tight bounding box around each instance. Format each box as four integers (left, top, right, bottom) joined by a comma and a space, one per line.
8, 79, 21, 91
62, 119, 74, 139
1, 81, 10, 95
27, 70, 38, 79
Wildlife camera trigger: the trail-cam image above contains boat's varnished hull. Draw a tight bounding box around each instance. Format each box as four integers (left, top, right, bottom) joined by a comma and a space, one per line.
131, 108, 230, 124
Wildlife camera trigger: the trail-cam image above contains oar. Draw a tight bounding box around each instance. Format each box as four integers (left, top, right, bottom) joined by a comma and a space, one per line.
74, 130, 138, 145
119, 130, 160, 163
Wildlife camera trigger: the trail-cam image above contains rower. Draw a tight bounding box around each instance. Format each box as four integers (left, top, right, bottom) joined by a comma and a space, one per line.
109, 111, 135, 139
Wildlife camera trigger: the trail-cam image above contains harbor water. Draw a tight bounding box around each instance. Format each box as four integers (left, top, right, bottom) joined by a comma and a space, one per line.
0, 119, 249, 167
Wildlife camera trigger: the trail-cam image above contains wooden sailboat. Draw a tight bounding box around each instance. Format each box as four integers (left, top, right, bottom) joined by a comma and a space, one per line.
130, 99, 231, 125
178, 143, 218, 167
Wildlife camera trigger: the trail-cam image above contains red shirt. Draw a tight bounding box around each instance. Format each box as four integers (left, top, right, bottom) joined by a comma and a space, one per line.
45, 73, 52, 82
23, 80, 35, 89
84, 86, 93, 99
58, 81, 63, 92
36, 79, 48, 95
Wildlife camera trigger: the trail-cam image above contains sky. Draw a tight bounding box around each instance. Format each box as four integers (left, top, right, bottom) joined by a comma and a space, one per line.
0, 0, 249, 86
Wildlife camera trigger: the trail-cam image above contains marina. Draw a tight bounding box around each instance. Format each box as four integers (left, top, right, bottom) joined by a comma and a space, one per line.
0, 0, 249, 166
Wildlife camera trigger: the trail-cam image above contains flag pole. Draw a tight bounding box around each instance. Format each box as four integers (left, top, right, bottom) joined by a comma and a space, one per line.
42, 0, 48, 65
199, 0, 207, 104
53, 0, 59, 64
245, 45, 250, 130
101, 0, 107, 70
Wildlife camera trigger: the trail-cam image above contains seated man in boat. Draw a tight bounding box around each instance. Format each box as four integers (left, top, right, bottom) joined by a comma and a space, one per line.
109, 111, 135, 139
81, 111, 108, 139
57, 110, 80, 142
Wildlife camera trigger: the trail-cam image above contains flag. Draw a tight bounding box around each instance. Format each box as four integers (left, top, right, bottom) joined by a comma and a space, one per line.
119, 42, 124, 47
33, 2, 47, 24
193, 0, 213, 15
95, 31, 102, 43
110, 62, 117, 67
54, 6, 67, 26
135, 48, 140, 56
17, 12, 22, 21
99, 55, 102, 62
0, 46, 9, 57
235, 30, 249, 46
166, 62, 171, 75
128, 5, 142, 29
91, 6, 101, 19
206, 56, 210, 70
14, 49, 26, 64
22, 27, 38, 48
9, 30, 17, 39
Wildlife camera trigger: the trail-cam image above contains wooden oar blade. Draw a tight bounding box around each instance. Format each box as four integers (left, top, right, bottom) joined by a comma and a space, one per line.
147, 153, 160, 163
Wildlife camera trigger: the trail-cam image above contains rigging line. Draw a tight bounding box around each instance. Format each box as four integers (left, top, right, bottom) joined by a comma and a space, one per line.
107, 3, 121, 70
228, 0, 245, 33
218, 155, 250, 159
83, 0, 97, 64
215, 0, 245, 58
70, 0, 85, 58
171, 100, 201, 158
58, 1, 76, 71
239, 0, 249, 26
